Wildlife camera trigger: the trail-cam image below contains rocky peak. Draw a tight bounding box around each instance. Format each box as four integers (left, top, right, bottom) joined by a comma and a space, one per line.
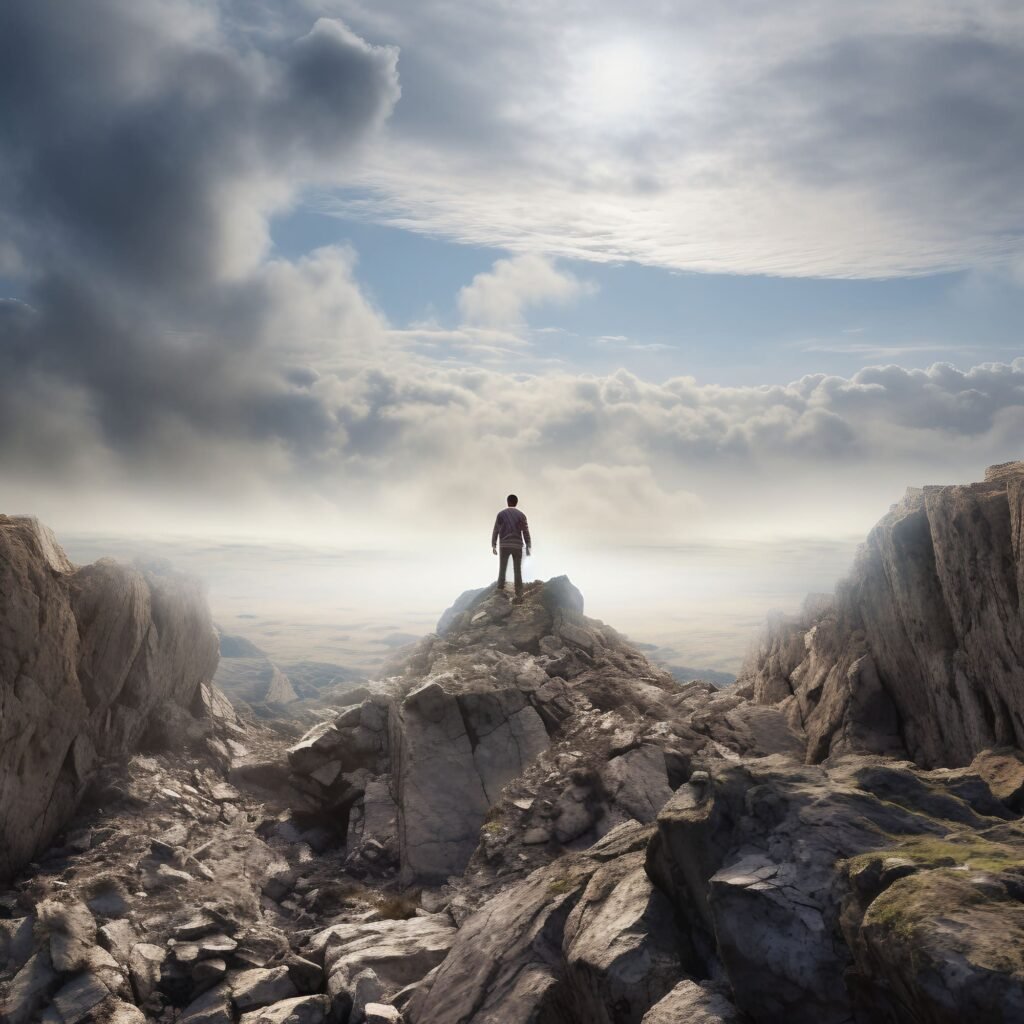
285, 577, 803, 895
741, 460, 1024, 767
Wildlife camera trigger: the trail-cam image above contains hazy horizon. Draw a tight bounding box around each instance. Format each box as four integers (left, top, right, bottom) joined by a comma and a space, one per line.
58, 526, 863, 678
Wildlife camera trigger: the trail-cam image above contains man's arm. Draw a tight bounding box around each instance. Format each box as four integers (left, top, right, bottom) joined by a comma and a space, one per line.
491, 514, 501, 553
521, 513, 531, 553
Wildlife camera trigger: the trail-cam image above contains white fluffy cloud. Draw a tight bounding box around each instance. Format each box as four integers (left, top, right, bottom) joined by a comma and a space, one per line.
457, 253, 593, 327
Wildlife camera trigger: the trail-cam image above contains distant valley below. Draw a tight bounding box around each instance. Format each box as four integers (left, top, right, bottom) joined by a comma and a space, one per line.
61, 532, 862, 682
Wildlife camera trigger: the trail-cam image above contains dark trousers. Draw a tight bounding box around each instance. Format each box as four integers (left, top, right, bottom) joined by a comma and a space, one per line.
497, 546, 523, 594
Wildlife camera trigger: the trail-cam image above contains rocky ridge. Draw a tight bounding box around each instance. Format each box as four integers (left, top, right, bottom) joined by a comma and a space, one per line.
4, 465, 1024, 1023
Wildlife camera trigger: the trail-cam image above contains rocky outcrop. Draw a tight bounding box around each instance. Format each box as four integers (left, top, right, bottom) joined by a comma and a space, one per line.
285, 577, 704, 885
0, 516, 221, 879
741, 462, 1024, 767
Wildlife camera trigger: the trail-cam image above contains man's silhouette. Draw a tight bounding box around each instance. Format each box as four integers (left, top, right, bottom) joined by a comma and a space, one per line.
491, 494, 531, 598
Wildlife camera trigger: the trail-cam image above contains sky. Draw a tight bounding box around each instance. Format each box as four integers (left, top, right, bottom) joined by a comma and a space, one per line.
2, 1, 1023, 668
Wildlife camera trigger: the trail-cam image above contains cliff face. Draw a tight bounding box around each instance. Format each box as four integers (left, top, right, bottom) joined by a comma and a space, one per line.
742, 461, 1024, 767
0, 516, 220, 877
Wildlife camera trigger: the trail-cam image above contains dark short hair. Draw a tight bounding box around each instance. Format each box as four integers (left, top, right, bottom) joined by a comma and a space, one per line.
507, 494, 518, 506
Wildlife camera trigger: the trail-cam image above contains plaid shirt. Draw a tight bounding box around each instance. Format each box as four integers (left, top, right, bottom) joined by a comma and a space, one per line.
491, 507, 531, 549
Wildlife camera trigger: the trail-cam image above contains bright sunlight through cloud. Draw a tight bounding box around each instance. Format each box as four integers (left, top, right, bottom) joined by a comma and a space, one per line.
569, 39, 662, 128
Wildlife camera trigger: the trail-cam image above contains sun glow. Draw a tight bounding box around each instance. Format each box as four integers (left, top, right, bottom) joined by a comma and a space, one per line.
569, 40, 661, 127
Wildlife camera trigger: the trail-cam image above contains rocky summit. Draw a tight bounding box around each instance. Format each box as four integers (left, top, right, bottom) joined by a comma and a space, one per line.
2, 463, 1024, 1024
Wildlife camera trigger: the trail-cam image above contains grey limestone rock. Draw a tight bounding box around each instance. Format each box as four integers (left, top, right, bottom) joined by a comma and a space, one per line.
230, 966, 299, 1013
306, 914, 455, 1013
640, 980, 743, 1023
742, 463, 1024, 768
237, 994, 331, 1024
0, 516, 220, 879
406, 821, 659, 1024
645, 752, 1024, 1024
363, 1004, 402, 1024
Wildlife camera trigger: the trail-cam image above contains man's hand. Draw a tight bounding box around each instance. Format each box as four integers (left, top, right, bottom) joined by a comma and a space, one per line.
492, 546, 497, 555
526, 547, 531, 557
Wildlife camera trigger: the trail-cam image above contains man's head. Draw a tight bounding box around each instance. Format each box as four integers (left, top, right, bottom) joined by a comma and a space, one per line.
507, 494, 518, 507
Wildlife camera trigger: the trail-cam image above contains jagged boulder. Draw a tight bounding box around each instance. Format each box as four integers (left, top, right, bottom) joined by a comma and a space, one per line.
304, 915, 455, 1019
645, 753, 1024, 1023
406, 821, 676, 1024
0, 516, 220, 878
742, 462, 1024, 767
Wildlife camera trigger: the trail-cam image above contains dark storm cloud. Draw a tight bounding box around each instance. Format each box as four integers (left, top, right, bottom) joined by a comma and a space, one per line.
0, 3, 399, 290
0, 0, 399, 476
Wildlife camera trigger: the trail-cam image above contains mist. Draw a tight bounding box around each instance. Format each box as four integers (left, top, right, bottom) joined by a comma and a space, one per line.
59, 529, 861, 679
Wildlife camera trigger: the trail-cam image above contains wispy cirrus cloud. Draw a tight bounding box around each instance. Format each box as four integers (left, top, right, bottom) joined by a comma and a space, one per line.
321, 0, 1024, 279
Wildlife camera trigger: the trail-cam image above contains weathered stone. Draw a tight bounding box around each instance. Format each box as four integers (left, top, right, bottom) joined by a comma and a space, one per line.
2, 951, 60, 1024
143, 862, 194, 889
743, 464, 1024, 768
970, 747, 1024, 810
345, 967, 385, 1023
283, 954, 322, 994
309, 915, 455, 1003
459, 689, 550, 804
0, 516, 219, 879
408, 822, 653, 1024
193, 957, 228, 992
128, 942, 166, 1003
176, 913, 217, 939
287, 721, 344, 774
310, 760, 344, 788
843, 866, 1024, 1021
199, 933, 239, 958
238, 994, 331, 1024
646, 752, 1023, 1024
602, 744, 674, 823
640, 980, 743, 1023
562, 851, 683, 1023
0, 916, 35, 971
174, 942, 202, 965
50, 971, 112, 1024
101, 1000, 148, 1024
231, 966, 299, 1012
180, 980, 234, 1024
396, 682, 490, 884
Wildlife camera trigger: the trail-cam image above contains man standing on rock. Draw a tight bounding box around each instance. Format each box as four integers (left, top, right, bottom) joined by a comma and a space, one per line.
491, 494, 531, 599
